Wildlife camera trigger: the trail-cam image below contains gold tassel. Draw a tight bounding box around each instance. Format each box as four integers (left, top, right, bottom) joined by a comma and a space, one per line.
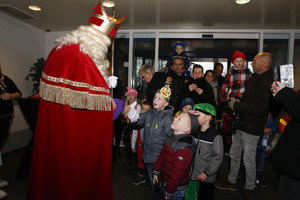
39, 81, 115, 111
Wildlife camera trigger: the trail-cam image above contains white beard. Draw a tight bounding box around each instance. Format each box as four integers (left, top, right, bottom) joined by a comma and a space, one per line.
55, 25, 111, 84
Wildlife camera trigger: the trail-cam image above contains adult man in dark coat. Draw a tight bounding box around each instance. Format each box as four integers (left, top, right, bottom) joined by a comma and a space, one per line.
167, 58, 192, 112
139, 64, 166, 104
216, 52, 273, 200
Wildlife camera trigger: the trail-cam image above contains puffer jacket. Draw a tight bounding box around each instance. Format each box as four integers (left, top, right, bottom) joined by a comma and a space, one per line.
190, 127, 223, 183
153, 132, 196, 197
136, 106, 174, 163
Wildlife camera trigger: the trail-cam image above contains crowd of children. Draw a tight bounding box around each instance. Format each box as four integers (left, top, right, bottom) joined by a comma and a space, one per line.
114, 45, 282, 200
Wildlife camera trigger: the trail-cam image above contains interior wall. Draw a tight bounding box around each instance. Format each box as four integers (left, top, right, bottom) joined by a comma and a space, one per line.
0, 12, 47, 152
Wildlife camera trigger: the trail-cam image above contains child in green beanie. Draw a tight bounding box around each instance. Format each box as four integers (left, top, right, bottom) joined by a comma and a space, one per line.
185, 103, 223, 200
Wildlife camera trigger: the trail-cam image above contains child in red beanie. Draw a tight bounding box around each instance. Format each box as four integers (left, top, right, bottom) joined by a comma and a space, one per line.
220, 51, 252, 155
220, 51, 252, 102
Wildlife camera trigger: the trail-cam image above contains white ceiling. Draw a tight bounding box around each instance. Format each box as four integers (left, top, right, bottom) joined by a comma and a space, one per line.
0, 0, 300, 32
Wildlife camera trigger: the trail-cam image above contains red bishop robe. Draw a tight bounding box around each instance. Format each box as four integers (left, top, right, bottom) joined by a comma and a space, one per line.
27, 44, 115, 200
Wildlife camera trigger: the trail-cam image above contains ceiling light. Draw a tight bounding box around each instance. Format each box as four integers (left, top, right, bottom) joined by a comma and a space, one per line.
103, 1, 116, 8
28, 5, 41, 11
235, 0, 250, 4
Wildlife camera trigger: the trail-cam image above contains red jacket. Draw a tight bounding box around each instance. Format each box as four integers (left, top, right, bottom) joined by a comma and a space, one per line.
153, 133, 196, 197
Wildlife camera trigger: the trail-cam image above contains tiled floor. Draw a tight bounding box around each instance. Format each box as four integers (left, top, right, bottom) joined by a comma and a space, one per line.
0, 147, 278, 199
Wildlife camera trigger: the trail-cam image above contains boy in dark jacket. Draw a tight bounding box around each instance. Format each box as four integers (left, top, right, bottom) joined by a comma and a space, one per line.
125, 85, 174, 200
153, 112, 197, 200
188, 103, 223, 200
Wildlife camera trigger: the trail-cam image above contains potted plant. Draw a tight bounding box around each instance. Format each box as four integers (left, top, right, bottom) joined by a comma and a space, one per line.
25, 57, 45, 95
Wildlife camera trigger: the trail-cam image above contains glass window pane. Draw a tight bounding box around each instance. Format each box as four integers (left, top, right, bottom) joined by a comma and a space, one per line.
114, 34, 129, 96
132, 33, 155, 94
159, 38, 257, 75
263, 33, 289, 66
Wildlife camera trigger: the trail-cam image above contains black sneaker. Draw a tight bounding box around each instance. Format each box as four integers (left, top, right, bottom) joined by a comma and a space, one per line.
255, 179, 267, 188
132, 175, 146, 186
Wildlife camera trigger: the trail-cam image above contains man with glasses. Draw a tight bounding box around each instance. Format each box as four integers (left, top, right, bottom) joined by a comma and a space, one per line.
139, 64, 166, 104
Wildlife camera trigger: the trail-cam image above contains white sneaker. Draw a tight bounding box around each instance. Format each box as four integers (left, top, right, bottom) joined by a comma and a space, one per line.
0, 189, 7, 199
0, 179, 8, 188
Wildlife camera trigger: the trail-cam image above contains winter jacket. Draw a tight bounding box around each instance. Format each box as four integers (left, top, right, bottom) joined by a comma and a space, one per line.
169, 73, 192, 112
153, 132, 196, 197
267, 87, 300, 180
146, 72, 166, 104
179, 77, 216, 108
190, 127, 223, 183
220, 67, 252, 102
233, 69, 273, 136
136, 106, 174, 163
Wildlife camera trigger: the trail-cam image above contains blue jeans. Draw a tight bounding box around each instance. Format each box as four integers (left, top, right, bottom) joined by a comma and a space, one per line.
256, 148, 266, 180
228, 130, 260, 190
146, 163, 161, 200
161, 186, 186, 200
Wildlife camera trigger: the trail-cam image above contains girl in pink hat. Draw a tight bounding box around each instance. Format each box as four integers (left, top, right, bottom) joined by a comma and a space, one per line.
122, 87, 141, 170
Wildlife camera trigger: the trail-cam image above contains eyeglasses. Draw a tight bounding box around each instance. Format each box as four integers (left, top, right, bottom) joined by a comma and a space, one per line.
140, 73, 146, 80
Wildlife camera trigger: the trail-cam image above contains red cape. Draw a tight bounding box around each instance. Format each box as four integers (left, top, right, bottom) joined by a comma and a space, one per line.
27, 44, 114, 200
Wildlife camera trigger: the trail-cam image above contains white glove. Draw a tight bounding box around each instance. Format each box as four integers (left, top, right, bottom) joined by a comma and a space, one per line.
228, 97, 240, 110
126, 102, 140, 123
108, 76, 118, 88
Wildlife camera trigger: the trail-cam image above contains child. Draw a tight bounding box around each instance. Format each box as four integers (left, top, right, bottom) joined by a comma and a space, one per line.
166, 41, 190, 74
186, 103, 223, 200
220, 51, 252, 155
220, 51, 252, 102
131, 101, 152, 186
255, 114, 276, 188
174, 97, 194, 118
122, 87, 140, 169
153, 112, 198, 200
125, 85, 174, 200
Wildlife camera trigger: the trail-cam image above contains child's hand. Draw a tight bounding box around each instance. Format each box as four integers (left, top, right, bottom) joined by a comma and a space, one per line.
153, 175, 158, 185
165, 196, 171, 200
197, 172, 207, 182
131, 148, 136, 153
264, 128, 272, 135
189, 84, 197, 91
122, 106, 131, 115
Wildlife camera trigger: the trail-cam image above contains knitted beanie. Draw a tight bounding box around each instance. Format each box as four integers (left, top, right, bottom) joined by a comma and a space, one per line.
125, 87, 138, 97
232, 51, 246, 63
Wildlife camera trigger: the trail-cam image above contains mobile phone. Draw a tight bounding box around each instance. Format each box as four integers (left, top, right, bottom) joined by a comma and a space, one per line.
273, 64, 294, 88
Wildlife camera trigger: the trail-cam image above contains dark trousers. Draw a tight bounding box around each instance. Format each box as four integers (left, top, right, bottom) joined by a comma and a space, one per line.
113, 116, 123, 149
0, 114, 12, 149
198, 182, 215, 200
277, 173, 300, 200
